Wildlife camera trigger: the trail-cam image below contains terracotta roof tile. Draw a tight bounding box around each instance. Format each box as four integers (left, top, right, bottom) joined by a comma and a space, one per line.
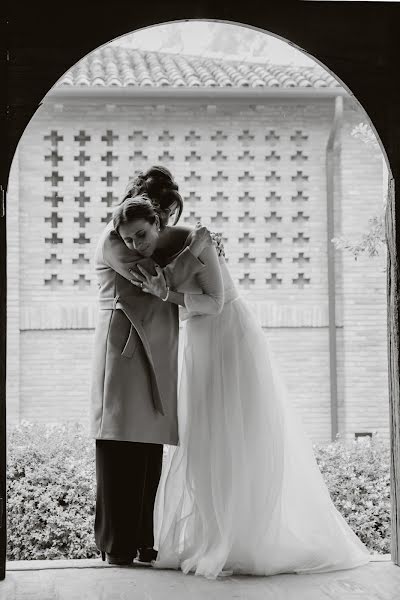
57, 46, 340, 90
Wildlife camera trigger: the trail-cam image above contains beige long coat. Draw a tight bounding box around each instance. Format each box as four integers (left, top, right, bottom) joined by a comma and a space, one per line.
90, 222, 204, 445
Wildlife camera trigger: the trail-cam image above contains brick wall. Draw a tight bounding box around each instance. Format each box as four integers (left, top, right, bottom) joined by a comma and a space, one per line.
16, 100, 332, 307
19, 330, 93, 424
265, 326, 331, 444
17, 325, 332, 444
6, 94, 388, 444
336, 102, 388, 440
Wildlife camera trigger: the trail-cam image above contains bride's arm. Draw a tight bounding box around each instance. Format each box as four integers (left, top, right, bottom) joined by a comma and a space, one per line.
138, 243, 224, 316
180, 244, 224, 316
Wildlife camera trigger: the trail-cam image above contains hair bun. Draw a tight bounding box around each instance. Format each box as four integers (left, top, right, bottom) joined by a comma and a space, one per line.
142, 166, 178, 198
123, 171, 146, 200
122, 165, 183, 225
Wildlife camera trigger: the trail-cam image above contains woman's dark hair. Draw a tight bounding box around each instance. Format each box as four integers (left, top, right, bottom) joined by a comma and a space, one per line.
122, 165, 183, 225
113, 195, 157, 234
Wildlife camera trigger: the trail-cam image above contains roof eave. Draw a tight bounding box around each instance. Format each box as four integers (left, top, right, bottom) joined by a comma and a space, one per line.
44, 86, 349, 103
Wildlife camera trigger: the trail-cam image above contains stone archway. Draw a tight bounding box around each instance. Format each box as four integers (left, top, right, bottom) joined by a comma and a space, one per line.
2, 3, 400, 579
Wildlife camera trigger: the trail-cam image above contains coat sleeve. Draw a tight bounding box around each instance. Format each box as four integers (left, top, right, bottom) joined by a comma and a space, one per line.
182, 244, 225, 317
102, 230, 205, 293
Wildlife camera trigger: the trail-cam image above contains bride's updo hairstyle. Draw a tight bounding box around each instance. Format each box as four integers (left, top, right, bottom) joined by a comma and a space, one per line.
122, 165, 183, 226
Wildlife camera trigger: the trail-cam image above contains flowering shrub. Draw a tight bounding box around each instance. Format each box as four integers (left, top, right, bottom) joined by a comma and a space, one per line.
331, 121, 387, 262
314, 435, 390, 554
7, 422, 98, 560
210, 231, 225, 258
7, 422, 390, 559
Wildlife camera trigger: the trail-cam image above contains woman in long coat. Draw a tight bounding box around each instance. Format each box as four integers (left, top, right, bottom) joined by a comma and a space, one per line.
90, 167, 209, 565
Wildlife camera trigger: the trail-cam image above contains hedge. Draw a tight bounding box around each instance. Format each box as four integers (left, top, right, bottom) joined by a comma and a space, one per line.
6, 422, 390, 559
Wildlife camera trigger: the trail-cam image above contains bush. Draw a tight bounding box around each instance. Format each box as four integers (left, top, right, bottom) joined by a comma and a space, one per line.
7, 421, 98, 560
314, 435, 390, 554
6, 422, 390, 559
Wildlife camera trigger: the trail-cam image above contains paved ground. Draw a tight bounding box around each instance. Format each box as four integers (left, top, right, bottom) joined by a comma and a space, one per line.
0, 556, 399, 600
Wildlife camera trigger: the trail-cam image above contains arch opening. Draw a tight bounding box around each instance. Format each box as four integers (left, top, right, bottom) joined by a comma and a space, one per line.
5, 18, 392, 565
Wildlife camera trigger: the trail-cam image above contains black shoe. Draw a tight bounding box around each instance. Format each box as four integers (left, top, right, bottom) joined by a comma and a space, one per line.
135, 547, 158, 566
101, 551, 135, 566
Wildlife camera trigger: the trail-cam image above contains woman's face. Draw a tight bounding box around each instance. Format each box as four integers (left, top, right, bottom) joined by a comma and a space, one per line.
158, 201, 178, 229
118, 218, 160, 257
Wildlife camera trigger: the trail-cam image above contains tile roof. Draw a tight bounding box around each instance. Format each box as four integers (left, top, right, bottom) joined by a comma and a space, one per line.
58, 46, 340, 90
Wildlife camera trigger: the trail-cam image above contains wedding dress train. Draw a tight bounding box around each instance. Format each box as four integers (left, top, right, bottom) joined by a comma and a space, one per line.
154, 258, 370, 579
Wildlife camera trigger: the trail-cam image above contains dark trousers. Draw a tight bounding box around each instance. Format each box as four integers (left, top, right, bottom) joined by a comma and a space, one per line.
95, 439, 163, 556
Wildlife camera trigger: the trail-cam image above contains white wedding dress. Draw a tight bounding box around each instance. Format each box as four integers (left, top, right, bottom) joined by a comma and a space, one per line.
153, 248, 370, 579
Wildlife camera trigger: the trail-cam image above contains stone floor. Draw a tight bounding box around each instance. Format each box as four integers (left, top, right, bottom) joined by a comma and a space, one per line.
0, 556, 398, 600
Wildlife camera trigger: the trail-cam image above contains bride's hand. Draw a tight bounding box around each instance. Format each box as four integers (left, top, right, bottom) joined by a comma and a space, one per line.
189, 222, 212, 258
129, 264, 169, 299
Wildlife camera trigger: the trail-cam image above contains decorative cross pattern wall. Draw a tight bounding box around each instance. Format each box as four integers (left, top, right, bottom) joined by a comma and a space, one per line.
40, 115, 322, 301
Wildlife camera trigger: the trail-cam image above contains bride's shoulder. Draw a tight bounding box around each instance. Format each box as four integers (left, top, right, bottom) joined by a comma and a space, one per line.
171, 224, 194, 236
167, 225, 194, 245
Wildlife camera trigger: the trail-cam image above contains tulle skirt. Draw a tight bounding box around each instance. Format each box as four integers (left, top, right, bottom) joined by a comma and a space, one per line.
153, 296, 370, 579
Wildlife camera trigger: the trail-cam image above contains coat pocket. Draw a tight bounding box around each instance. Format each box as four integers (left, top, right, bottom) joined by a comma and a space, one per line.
121, 324, 139, 358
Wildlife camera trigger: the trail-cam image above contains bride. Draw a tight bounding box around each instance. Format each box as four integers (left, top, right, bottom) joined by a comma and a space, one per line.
125, 180, 370, 580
